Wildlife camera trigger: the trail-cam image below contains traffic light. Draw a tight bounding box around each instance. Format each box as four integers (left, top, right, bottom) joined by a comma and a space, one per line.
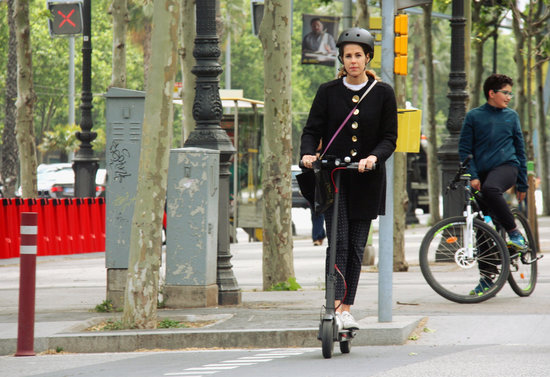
48, 1, 83, 37
394, 14, 408, 76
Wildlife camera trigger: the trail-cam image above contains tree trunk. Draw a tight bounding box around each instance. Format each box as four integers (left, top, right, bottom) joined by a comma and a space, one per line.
122, 0, 180, 329
143, 21, 152, 90
258, 0, 294, 291
393, 151, 409, 271
393, 74, 408, 272
410, 17, 422, 108
14, 0, 38, 199
422, 3, 440, 225
110, 0, 128, 88
524, 9, 535, 162
469, 39, 484, 110
355, 0, 369, 27
179, 0, 196, 144
2, 0, 19, 198
535, 56, 549, 215
511, 2, 526, 129
469, 1, 484, 110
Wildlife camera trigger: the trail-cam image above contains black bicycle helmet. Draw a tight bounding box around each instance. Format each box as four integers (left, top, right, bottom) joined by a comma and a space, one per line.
336, 28, 375, 58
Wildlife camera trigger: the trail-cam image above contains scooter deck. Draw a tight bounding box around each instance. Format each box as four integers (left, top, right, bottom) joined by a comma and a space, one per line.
338, 329, 357, 341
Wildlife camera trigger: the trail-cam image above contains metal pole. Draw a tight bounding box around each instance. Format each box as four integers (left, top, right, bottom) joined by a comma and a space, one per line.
73, 0, 98, 197
438, 0, 468, 218
233, 99, 239, 242
184, 0, 240, 305
336, 0, 353, 76
378, 0, 394, 323
69, 37, 75, 125
343, 0, 353, 29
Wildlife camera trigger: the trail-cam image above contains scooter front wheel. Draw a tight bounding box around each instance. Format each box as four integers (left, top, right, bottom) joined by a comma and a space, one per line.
321, 320, 334, 359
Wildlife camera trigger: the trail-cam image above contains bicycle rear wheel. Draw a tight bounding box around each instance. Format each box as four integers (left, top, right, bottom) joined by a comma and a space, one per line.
505, 209, 538, 297
419, 216, 510, 303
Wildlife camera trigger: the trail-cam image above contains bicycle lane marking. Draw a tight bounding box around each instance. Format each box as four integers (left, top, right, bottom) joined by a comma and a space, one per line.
163, 349, 316, 376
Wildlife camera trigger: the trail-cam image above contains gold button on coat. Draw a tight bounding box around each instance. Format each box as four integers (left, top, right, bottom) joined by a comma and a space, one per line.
351, 121, 358, 129
352, 135, 358, 142
352, 95, 360, 103
350, 149, 357, 156
353, 109, 360, 115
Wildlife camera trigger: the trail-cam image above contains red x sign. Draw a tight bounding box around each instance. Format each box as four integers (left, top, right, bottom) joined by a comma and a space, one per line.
48, 2, 83, 37
58, 9, 76, 28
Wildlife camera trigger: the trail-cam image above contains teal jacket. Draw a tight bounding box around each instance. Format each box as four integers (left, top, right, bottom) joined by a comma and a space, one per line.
458, 103, 528, 192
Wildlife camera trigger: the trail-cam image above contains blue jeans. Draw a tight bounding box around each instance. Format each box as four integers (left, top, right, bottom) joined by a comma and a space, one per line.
311, 209, 326, 241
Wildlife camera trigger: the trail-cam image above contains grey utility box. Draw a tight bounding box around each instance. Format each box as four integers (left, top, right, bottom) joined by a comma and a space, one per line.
164, 148, 220, 308
104, 87, 145, 307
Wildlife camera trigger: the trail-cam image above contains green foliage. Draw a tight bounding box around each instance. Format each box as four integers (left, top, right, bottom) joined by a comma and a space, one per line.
94, 300, 115, 313
38, 123, 80, 155
268, 277, 302, 291
0, 0, 145, 165
158, 319, 188, 329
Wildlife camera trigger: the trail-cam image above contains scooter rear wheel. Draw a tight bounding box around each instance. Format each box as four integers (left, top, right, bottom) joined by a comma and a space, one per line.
321, 321, 334, 359
339, 337, 351, 354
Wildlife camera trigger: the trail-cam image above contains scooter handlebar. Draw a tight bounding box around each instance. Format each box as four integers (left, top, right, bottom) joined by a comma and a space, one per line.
299, 158, 376, 171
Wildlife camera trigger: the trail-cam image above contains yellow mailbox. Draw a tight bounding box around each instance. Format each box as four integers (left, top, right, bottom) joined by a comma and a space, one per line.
395, 108, 422, 153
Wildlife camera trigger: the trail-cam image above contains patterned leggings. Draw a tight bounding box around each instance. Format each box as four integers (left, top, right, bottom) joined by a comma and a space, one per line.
324, 186, 371, 305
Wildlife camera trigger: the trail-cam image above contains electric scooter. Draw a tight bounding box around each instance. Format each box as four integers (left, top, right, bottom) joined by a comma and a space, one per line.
313, 156, 373, 359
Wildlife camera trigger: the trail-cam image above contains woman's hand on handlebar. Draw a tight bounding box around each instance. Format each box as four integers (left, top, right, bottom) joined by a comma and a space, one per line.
301, 154, 317, 169
359, 155, 377, 173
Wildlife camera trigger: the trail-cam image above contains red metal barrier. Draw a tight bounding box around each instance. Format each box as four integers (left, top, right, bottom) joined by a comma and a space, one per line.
0, 199, 12, 258
0, 198, 106, 259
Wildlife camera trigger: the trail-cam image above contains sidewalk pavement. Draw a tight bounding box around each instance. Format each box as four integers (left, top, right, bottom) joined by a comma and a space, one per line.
1, 211, 549, 355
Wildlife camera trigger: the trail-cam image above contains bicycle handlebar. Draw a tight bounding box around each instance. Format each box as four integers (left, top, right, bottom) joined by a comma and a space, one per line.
446, 154, 473, 193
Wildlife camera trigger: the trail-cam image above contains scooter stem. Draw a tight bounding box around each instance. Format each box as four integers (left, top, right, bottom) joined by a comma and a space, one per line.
326, 169, 341, 313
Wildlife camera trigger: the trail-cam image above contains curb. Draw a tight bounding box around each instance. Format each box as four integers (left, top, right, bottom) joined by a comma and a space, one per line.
0, 316, 422, 355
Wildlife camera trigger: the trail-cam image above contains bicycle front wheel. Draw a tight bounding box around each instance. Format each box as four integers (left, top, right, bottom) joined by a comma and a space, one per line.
419, 216, 510, 303
505, 209, 538, 297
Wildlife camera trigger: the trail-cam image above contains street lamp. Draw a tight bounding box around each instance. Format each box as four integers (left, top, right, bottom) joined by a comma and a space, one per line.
183, 0, 241, 305
438, 0, 468, 217
73, 0, 98, 197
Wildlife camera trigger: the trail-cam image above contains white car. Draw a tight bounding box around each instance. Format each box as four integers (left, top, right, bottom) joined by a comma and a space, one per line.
17, 163, 106, 198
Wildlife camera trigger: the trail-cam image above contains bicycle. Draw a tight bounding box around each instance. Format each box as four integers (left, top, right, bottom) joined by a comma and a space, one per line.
419, 156, 541, 303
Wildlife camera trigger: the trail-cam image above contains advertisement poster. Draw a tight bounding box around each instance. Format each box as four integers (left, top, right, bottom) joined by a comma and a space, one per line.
301, 14, 340, 67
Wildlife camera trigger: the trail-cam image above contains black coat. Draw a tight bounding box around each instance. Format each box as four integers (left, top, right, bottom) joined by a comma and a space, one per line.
300, 77, 398, 220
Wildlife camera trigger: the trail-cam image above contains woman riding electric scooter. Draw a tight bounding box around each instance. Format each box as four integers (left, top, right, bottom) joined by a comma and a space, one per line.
300, 27, 397, 334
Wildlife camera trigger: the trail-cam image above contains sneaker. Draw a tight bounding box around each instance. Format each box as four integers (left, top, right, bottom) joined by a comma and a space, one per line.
507, 231, 528, 251
469, 277, 494, 296
334, 312, 343, 332
340, 311, 359, 329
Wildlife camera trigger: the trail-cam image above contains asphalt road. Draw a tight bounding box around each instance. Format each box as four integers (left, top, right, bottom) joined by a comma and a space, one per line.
2, 341, 549, 377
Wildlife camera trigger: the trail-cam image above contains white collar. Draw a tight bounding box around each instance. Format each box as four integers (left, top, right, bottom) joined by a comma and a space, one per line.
343, 77, 368, 91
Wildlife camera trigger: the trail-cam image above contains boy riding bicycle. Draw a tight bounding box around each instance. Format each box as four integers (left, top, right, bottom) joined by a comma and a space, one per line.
458, 73, 529, 295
